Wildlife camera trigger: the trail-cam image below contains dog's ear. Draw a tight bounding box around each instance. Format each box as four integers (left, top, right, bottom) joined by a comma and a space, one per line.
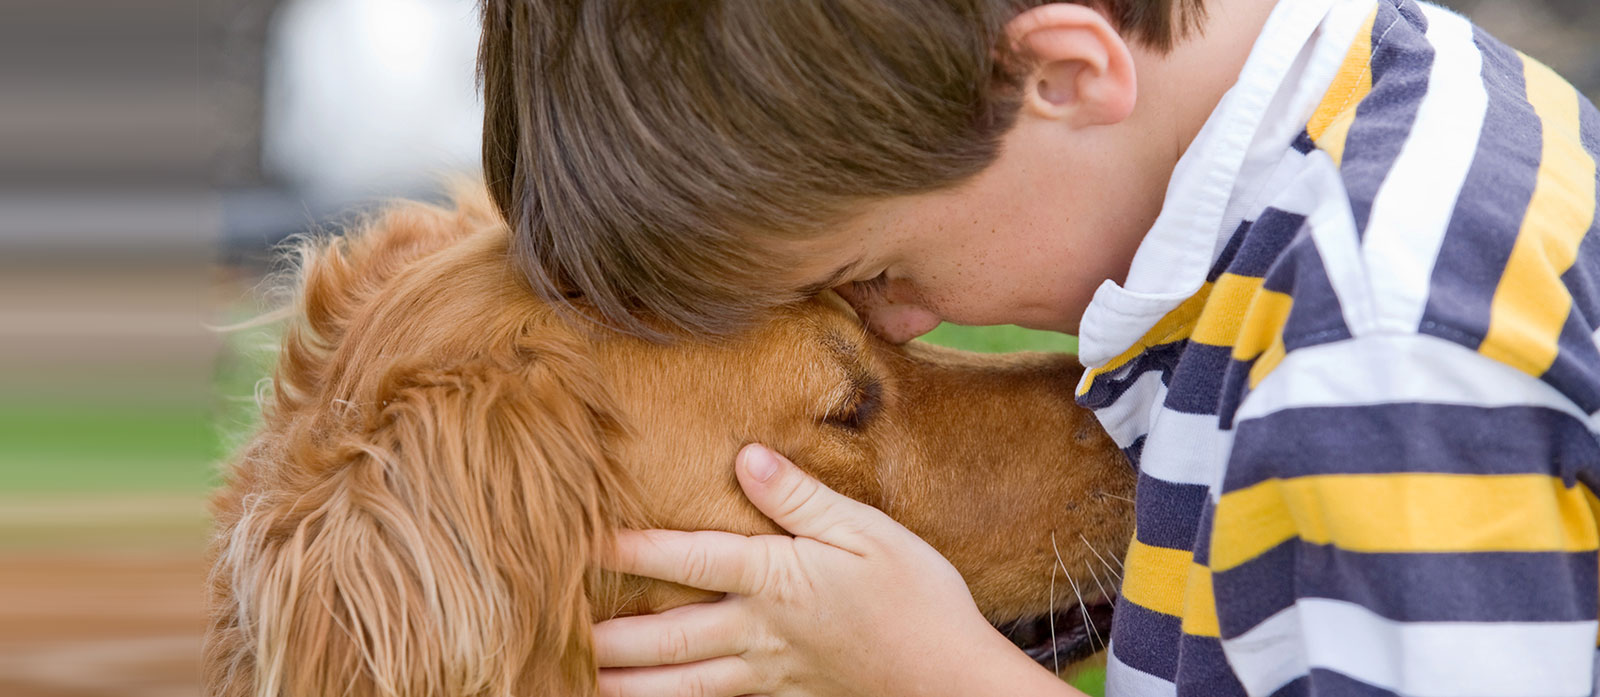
305, 185, 504, 341
209, 344, 635, 697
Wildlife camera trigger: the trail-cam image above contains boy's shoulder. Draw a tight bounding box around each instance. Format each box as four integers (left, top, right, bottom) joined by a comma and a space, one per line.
1230, 0, 1600, 413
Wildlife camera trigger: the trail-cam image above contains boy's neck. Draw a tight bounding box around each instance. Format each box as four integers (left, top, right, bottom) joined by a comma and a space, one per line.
1127, 0, 1285, 167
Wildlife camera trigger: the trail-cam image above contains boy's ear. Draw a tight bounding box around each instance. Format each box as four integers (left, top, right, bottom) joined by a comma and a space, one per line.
1006, 3, 1137, 128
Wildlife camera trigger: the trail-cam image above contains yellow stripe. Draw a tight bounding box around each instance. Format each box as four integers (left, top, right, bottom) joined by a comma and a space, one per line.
1191, 273, 1264, 347
1248, 332, 1289, 389
1232, 288, 1294, 362
1181, 563, 1221, 638
1211, 474, 1600, 572
1187, 271, 1293, 387
1307, 5, 1379, 166
1120, 536, 1192, 619
1077, 283, 1213, 396
1478, 55, 1599, 377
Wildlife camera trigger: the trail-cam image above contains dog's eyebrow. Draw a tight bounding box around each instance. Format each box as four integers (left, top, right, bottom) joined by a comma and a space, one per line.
820, 331, 858, 360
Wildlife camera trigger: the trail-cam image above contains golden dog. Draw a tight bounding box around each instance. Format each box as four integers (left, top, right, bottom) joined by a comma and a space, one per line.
205, 184, 1134, 697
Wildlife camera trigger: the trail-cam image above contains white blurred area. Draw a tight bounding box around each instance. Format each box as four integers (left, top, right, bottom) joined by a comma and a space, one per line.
264, 0, 482, 204
0, 0, 485, 407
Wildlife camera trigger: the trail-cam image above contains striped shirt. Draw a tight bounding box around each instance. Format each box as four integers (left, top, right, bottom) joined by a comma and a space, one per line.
1074, 1, 1600, 695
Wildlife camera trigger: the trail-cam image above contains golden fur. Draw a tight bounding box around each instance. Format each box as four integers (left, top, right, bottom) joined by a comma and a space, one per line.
205, 184, 1134, 697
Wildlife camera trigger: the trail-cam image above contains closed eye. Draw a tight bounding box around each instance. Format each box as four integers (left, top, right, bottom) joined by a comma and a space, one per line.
825, 377, 883, 431
848, 271, 890, 299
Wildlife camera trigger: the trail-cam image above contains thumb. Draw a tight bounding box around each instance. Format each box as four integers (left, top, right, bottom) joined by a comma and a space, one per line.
736, 443, 890, 546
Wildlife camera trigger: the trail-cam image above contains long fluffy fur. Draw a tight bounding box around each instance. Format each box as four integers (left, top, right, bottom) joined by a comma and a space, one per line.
206, 188, 639, 697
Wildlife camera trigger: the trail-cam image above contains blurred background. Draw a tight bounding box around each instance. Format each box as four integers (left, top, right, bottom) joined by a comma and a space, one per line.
0, 1, 1594, 695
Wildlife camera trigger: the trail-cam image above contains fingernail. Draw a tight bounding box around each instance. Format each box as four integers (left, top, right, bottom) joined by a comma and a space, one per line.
742, 444, 780, 482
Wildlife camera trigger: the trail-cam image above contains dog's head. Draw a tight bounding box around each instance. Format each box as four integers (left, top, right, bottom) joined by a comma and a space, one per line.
206, 186, 1133, 697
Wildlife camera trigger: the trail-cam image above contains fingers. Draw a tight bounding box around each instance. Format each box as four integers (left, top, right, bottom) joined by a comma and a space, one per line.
593, 601, 748, 668
596, 656, 763, 697
736, 444, 894, 547
606, 528, 767, 595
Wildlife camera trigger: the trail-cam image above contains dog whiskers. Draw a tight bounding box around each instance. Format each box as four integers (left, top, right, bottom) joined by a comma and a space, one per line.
1051, 532, 1102, 652
1079, 532, 1125, 580
1048, 545, 1061, 675
1083, 560, 1112, 628
1095, 491, 1135, 504
1073, 539, 1115, 653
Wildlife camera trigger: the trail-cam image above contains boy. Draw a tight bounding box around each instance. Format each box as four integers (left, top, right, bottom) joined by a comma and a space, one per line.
478, 0, 1600, 695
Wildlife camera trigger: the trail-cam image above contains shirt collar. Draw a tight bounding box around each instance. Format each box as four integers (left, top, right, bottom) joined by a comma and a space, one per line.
1073, 0, 1362, 368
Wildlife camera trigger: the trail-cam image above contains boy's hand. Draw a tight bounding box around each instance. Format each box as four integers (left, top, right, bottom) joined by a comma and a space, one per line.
593, 444, 1077, 697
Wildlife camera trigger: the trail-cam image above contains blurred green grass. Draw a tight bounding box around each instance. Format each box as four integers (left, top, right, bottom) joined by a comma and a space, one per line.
921, 322, 1079, 355
0, 402, 220, 493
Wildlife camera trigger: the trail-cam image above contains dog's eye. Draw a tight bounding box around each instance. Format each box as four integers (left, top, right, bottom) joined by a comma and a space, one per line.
825, 379, 882, 431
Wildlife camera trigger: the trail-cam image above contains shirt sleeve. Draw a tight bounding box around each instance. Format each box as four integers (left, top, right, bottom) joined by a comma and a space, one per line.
1206, 331, 1600, 697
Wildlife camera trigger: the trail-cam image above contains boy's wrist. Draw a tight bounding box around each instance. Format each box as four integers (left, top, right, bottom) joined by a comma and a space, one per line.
930, 627, 1093, 697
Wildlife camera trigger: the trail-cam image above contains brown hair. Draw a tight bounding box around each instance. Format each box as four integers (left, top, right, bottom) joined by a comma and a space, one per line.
479, 0, 1204, 340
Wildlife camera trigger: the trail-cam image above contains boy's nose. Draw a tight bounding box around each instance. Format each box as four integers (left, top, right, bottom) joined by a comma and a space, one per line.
833, 284, 942, 345
866, 306, 943, 344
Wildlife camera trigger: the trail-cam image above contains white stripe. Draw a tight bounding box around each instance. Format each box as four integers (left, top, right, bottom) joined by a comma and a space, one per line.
1105, 641, 1179, 697
1219, 603, 1310, 697
1234, 333, 1588, 424
1089, 369, 1167, 450
1139, 408, 1234, 488
1224, 599, 1599, 697
1359, 5, 1488, 333
1289, 154, 1381, 334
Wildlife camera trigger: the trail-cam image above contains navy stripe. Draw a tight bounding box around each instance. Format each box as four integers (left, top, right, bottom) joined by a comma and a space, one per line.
1389, 0, 1428, 37
1293, 544, 1600, 623
1174, 633, 1248, 697
1077, 341, 1185, 410
1223, 403, 1600, 493
1123, 434, 1147, 470
1164, 342, 1231, 416
1420, 27, 1537, 349
1583, 80, 1600, 158
1109, 596, 1181, 681
1562, 234, 1600, 334
1133, 472, 1207, 552
1208, 220, 1252, 283
1212, 540, 1299, 639
1304, 669, 1403, 697
1340, 0, 1434, 239
1229, 208, 1305, 280
1217, 541, 1600, 633
1541, 315, 1600, 414
1189, 504, 1215, 567
1268, 675, 1311, 697
1552, 85, 1600, 413
1277, 241, 1352, 353
1290, 129, 1317, 155
1214, 356, 1254, 431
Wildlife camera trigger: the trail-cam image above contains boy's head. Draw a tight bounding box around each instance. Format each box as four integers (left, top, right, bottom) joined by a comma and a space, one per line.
479, 0, 1206, 342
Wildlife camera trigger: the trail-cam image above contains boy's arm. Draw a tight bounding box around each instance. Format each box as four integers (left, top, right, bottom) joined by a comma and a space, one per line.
594, 444, 1089, 697
1209, 332, 1600, 696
